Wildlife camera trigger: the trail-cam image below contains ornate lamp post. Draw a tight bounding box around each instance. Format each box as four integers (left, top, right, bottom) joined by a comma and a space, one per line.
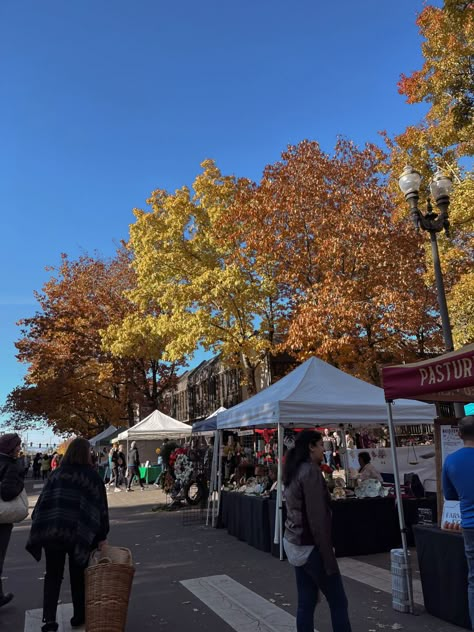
398, 166, 464, 417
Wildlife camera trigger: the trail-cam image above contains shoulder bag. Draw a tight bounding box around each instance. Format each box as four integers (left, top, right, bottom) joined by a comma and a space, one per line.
0, 488, 29, 524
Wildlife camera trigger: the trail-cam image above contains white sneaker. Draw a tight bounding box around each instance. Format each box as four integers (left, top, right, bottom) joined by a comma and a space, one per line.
114, 488, 122, 493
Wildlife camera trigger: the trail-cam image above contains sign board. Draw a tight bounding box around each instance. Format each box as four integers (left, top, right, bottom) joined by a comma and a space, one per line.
237, 429, 254, 437
441, 500, 461, 531
465, 403, 474, 415
440, 426, 464, 465
417, 507, 434, 526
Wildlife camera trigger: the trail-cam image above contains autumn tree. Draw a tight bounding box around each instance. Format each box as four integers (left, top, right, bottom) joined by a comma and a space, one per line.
230, 139, 443, 384
4, 251, 179, 436
127, 160, 288, 394
385, 0, 473, 347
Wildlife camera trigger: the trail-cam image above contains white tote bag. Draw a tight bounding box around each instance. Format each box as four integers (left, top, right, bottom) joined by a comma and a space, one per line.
0, 488, 29, 523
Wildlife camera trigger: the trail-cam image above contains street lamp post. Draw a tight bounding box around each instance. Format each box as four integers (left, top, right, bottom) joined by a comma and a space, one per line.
398, 165, 464, 418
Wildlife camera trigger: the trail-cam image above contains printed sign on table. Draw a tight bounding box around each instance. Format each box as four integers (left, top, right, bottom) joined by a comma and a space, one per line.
441, 500, 462, 531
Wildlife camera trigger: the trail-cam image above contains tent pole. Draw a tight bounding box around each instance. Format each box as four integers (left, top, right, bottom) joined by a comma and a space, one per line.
386, 401, 414, 614
215, 430, 224, 528
340, 424, 350, 484
274, 425, 280, 548
207, 430, 219, 527
275, 423, 284, 560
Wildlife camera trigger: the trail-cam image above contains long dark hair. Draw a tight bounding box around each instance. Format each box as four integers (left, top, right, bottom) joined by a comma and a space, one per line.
283, 430, 321, 486
61, 438, 92, 467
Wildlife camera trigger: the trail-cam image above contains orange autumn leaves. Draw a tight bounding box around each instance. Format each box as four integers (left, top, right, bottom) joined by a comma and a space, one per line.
226, 139, 442, 384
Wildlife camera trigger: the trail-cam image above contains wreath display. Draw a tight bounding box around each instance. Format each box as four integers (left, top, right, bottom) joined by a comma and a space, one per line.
174, 453, 193, 486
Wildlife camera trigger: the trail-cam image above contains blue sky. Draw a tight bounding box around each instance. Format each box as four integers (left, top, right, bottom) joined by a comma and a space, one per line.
0, 0, 433, 441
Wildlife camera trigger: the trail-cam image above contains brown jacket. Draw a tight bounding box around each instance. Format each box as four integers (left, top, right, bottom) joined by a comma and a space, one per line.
284, 460, 338, 575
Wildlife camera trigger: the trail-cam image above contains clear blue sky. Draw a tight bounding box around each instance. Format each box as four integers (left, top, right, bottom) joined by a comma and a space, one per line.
0, 0, 433, 442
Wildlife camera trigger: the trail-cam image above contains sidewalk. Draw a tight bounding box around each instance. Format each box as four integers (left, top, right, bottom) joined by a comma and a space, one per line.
1, 480, 468, 631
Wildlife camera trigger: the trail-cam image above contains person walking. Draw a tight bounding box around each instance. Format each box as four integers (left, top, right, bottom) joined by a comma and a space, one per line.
283, 430, 352, 632
117, 444, 127, 487
33, 453, 42, 480
26, 437, 109, 632
41, 454, 51, 480
442, 415, 474, 630
0, 432, 25, 609
322, 428, 336, 469
50, 453, 60, 472
127, 441, 144, 491
108, 443, 122, 492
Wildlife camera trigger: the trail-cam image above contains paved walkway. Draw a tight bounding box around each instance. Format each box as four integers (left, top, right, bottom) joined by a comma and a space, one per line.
0, 477, 467, 632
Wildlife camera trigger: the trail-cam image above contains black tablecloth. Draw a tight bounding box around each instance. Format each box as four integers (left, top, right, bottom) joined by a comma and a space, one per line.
268, 496, 437, 558
331, 497, 401, 556
414, 525, 470, 629
219, 491, 271, 553
403, 496, 437, 545
219, 491, 437, 559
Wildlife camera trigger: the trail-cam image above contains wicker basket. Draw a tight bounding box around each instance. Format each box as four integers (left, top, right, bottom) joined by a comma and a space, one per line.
85, 546, 135, 632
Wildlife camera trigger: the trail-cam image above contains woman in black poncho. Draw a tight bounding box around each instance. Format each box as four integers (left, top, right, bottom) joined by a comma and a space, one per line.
27, 437, 110, 632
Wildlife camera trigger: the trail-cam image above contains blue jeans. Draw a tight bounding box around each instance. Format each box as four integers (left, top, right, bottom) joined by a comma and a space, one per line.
294, 547, 352, 632
324, 451, 335, 468
463, 528, 474, 630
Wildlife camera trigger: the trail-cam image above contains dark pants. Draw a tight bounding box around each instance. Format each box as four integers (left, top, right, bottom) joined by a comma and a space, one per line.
294, 548, 352, 632
119, 466, 128, 486
43, 547, 86, 623
0, 524, 13, 597
110, 466, 121, 488
463, 528, 474, 630
127, 466, 144, 489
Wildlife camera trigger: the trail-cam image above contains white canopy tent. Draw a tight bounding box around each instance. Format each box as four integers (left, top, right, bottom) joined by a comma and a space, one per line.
89, 425, 119, 447
213, 356, 436, 612
216, 356, 436, 429
117, 410, 192, 441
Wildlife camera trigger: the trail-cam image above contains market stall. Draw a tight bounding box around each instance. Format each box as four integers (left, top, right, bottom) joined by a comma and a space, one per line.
117, 410, 192, 484
382, 343, 474, 625
117, 410, 193, 442
214, 356, 436, 563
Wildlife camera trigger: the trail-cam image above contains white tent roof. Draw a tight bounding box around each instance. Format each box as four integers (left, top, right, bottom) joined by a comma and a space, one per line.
89, 425, 118, 446
216, 357, 436, 429
207, 406, 227, 418
117, 410, 192, 440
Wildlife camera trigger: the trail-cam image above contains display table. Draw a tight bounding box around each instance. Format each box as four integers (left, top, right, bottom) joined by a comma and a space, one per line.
138, 465, 161, 484
219, 491, 271, 553
414, 525, 470, 629
219, 491, 437, 559
331, 497, 401, 556
268, 496, 437, 558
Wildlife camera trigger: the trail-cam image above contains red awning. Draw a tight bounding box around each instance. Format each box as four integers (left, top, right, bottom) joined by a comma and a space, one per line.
382, 344, 474, 403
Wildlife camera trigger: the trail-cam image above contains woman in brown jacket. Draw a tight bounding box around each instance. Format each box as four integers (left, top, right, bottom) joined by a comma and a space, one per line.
283, 430, 352, 632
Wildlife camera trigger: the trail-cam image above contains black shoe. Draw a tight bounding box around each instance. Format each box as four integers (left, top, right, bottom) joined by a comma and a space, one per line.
41, 623, 59, 632
0, 593, 13, 608
70, 615, 85, 627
